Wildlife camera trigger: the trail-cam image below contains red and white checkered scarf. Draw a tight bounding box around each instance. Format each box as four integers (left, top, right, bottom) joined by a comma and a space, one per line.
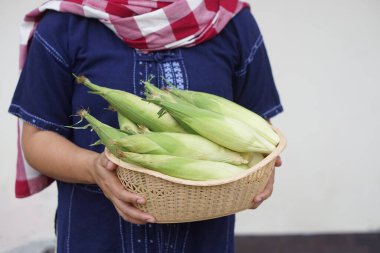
15, 0, 249, 197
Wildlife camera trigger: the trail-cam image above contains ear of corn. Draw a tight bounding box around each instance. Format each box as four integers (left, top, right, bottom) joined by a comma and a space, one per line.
79, 109, 248, 166
117, 112, 139, 135
243, 152, 265, 167
119, 152, 246, 181
76, 76, 280, 181
76, 76, 187, 133
117, 112, 150, 135
167, 88, 279, 146
117, 134, 169, 154
146, 98, 276, 153
114, 132, 248, 165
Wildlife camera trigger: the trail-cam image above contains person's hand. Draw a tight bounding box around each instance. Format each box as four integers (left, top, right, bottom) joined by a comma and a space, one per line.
250, 156, 282, 209
91, 152, 156, 224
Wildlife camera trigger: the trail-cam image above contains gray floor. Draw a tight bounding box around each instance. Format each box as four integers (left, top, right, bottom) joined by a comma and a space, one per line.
3, 233, 380, 253
2, 240, 55, 253
236, 233, 380, 253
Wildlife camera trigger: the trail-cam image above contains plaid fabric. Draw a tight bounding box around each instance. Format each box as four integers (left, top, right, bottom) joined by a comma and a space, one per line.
15, 0, 249, 197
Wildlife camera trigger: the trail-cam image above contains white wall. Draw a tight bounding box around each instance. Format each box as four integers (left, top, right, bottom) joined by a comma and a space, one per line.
0, 1, 57, 251
1, 0, 379, 251
235, 0, 380, 234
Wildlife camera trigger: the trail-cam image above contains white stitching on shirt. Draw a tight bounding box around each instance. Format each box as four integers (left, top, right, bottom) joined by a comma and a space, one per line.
160, 225, 164, 253
165, 225, 172, 253
173, 224, 179, 252
10, 104, 69, 132
225, 217, 230, 253
158, 62, 165, 88
157, 225, 162, 253
261, 104, 283, 118
144, 224, 148, 253
162, 62, 173, 85
14, 114, 44, 131
66, 186, 75, 253
33, 30, 70, 68
178, 49, 189, 90
133, 50, 137, 94
235, 34, 264, 77
172, 61, 185, 90
181, 223, 190, 253
119, 217, 126, 253
130, 223, 135, 253
145, 59, 149, 96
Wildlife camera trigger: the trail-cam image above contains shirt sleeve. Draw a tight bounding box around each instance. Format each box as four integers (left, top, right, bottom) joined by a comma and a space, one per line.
232, 8, 283, 119
8, 13, 74, 138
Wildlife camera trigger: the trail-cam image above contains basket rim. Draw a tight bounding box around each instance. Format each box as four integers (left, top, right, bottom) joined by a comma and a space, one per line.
105, 127, 286, 186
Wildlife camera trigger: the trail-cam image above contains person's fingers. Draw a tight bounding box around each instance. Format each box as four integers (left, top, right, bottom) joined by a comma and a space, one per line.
251, 155, 281, 208
275, 156, 282, 167
99, 152, 117, 171
104, 181, 156, 224
105, 178, 155, 223
114, 187, 146, 205
105, 176, 145, 204
93, 152, 155, 224
114, 199, 155, 224
114, 205, 148, 225
106, 160, 118, 170
250, 201, 262, 209
99, 152, 108, 167
253, 170, 275, 203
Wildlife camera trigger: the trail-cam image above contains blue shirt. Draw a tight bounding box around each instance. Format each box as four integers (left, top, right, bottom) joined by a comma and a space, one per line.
9, 8, 283, 253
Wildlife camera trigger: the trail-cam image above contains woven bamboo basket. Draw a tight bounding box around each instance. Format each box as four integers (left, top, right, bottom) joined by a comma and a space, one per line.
105, 128, 286, 223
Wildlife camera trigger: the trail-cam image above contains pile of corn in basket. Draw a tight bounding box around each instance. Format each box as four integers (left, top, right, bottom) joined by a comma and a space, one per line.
76, 76, 286, 223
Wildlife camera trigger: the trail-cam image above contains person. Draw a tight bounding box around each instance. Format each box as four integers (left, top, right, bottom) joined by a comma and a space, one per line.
9, 0, 283, 252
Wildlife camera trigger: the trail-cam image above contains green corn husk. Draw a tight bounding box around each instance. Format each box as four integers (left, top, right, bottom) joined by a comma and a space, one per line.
142, 80, 198, 134
79, 109, 128, 155
146, 98, 276, 153
167, 87, 279, 145
242, 152, 265, 167
119, 152, 246, 181
117, 112, 150, 135
143, 80, 178, 103
75, 76, 187, 133
114, 132, 248, 165
117, 112, 139, 135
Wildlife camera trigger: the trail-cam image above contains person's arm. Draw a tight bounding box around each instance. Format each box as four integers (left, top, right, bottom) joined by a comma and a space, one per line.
22, 122, 156, 224
251, 156, 282, 209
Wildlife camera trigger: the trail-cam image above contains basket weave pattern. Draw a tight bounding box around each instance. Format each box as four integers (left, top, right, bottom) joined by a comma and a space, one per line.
107, 128, 285, 223
116, 160, 274, 223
